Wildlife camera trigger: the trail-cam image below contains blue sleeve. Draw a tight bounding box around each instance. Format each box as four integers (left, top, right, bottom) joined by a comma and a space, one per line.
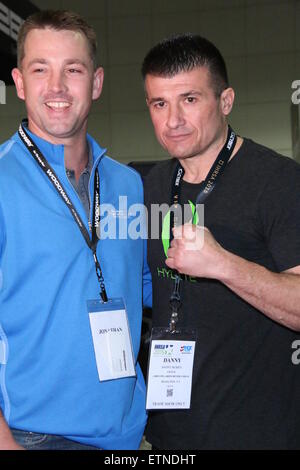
0, 202, 5, 301
0, 202, 5, 261
133, 172, 152, 308
142, 238, 152, 308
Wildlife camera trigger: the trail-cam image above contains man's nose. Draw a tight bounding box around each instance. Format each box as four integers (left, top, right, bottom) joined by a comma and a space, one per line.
48, 70, 67, 93
167, 104, 185, 129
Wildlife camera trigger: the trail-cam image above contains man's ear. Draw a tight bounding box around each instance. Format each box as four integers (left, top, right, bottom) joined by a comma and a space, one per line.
220, 87, 235, 116
11, 68, 25, 101
92, 67, 104, 100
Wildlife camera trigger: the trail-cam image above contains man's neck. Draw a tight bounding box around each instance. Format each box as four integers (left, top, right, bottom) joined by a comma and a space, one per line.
64, 139, 89, 182
180, 133, 243, 184
27, 120, 89, 182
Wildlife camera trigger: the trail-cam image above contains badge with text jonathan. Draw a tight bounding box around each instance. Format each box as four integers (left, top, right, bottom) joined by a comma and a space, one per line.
87, 298, 136, 382
146, 327, 196, 410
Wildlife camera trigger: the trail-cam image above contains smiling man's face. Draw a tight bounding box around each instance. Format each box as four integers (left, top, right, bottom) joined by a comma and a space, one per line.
12, 27, 103, 144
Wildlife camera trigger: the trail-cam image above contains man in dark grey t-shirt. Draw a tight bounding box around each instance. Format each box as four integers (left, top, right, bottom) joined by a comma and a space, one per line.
141, 34, 300, 450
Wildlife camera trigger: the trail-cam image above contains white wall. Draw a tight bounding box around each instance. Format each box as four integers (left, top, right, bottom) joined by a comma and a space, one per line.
0, 0, 299, 162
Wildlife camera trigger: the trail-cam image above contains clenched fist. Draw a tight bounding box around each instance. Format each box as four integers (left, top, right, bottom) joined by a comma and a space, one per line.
165, 224, 228, 279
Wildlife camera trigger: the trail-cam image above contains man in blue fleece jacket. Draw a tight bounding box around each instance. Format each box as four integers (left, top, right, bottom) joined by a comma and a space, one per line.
0, 10, 151, 450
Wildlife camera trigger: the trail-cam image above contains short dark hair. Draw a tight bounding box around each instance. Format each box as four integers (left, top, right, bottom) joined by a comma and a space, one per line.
141, 34, 229, 97
18, 10, 98, 69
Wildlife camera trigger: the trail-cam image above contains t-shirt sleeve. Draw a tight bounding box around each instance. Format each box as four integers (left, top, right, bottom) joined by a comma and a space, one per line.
260, 159, 300, 272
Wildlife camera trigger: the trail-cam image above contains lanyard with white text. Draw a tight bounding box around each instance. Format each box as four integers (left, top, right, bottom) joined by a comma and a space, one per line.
168, 125, 237, 332
18, 119, 108, 302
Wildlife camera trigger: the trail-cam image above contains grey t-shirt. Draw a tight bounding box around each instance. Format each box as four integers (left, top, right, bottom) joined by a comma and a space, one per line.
66, 145, 93, 218
144, 138, 300, 450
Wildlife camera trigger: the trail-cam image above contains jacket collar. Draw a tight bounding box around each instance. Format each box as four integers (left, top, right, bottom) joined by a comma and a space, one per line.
14, 121, 107, 168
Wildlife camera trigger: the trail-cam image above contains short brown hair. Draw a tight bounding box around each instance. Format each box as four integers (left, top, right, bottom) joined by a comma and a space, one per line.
17, 10, 98, 69
142, 34, 229, 97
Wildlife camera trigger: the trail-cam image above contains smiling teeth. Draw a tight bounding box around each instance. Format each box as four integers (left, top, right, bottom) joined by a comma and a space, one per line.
46, 102, 70, 108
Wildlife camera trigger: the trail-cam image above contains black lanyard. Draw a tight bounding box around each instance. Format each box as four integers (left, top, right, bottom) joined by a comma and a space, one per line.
18, 119, 108, 302
168, 126, 237, 332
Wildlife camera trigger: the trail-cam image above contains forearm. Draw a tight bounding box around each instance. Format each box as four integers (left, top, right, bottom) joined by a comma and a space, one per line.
0, 410, 23, 450
167, 225, 300, 331
219, 249, 300, 331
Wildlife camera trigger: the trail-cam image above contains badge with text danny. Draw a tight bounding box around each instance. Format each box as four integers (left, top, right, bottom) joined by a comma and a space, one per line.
146, 327, 196, 410
87, 298, 136, 381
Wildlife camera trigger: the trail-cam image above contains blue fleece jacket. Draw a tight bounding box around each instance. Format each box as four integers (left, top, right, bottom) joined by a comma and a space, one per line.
0, 127, 151, 449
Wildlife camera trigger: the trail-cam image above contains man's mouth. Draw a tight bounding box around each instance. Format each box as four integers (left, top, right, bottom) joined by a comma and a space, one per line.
166, 133, 191, 140
45, 102, 71, 110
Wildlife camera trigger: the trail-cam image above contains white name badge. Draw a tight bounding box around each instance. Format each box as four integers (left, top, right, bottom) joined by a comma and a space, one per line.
146, 337, 196, 410
87, 298, 136, 382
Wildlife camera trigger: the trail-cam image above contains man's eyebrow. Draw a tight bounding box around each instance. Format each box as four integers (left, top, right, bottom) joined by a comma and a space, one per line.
27, 58, 48, 67
26, 59, 89, 68
147, 96, 165, 105
147, 90, 202, 104
180, 90, 203, 97
63, 59, 89, 68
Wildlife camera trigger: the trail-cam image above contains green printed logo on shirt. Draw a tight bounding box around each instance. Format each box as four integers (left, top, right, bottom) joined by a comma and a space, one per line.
161, 200, 199, 258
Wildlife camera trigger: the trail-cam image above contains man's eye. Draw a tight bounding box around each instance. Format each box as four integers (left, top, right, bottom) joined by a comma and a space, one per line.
154, 101, 165, 108
185, 96, 196, 103
69, 69, 81, 73
34, 68, 44, 73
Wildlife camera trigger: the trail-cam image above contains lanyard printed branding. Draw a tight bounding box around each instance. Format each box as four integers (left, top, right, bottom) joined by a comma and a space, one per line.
170, 126, 237, 231
18, 120, 108, 302
168, 126, 237, 332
